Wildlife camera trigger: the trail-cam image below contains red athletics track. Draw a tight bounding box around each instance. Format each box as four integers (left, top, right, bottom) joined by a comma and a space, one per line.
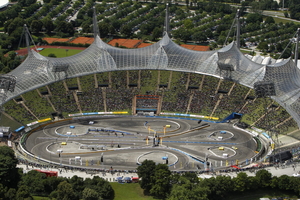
15, 46, 87, 56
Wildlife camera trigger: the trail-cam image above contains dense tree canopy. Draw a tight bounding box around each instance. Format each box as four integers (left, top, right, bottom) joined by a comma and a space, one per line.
137, 159, 157, 192
0, 146, 20, 189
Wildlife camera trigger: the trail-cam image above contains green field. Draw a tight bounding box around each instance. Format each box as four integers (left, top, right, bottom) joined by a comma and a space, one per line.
110, 182, 155, 200
273, 17, 300, 24
39, 48, 83, 58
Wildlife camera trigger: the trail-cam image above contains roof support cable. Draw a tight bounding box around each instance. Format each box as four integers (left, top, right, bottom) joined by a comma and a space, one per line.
223, 18, 236, 47
279, 30, 298, 60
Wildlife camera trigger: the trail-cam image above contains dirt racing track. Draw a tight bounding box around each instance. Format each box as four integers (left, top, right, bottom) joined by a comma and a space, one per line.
23, 116, 259, 171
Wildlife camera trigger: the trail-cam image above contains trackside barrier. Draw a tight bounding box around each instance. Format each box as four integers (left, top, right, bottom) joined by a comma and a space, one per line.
160, 113, 219, 120
20, 115, 270, 170
27, 118, 52, 126
136, 150, 178, 167
143, 119, 181, 134
170, 148, 205, 164
233, 124, 272, 166
68, 111, 128, 117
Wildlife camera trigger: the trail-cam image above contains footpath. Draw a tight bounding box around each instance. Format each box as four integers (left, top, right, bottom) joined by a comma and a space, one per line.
17, 162, 300, 182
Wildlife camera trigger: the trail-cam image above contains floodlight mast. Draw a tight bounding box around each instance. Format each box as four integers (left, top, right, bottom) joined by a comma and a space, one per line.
93, 7, 100, 39
236, 9, 240, 49
164, 3, 170, 37
295, 28, 300, 67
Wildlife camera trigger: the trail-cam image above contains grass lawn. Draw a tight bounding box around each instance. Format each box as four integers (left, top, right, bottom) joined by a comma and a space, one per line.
274, 17, 300, 24
110, 182, 155, 200
39, 48, 83, 58
32, 196, 50, 200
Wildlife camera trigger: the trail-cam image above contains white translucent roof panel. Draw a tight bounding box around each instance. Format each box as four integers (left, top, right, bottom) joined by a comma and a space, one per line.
3, 34, 300, 128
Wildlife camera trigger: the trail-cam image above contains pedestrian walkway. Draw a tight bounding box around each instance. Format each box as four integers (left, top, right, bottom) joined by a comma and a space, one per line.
17, 164, 137, 182
17, 161, 300, 182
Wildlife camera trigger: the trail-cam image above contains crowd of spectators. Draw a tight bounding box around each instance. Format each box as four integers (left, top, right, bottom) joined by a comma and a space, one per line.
2, 70, 298, 136
48, 81, 78, 114
106, 88, 136, 111
3, 100, 36, 124
136, 97, 159, 109
21, 89, 53, 120
77, 87, 104, 112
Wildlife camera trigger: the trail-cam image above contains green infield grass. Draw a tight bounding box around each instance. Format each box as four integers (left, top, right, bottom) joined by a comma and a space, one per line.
110, 182, 155, 200
39, 48, 83, 58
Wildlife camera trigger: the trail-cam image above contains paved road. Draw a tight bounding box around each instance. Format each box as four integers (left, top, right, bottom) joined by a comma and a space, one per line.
17, 162, 300, 182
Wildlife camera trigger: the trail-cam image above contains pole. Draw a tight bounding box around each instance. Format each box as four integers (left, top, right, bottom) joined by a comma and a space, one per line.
295, 28, 300, 67
236, 9, 240, 49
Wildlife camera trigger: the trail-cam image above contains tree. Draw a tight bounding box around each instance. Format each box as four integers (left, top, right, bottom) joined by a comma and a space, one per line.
232, 172, 248, 192
16, 185, 33, 200
278, 175, 292, 190
25, 0, 36, 6
183, 19, 194, 29
257, 41, 268, 51
265, 16, 275, 24
173, 27, 191, 43
150, 164, 172, 198
82, 21, 92, 33
84, 176, 114, 200
120, 24, 132, 38
82, 188, 100, 200
255, 169, 272, 188
0, 146, 20, 188
151, 27, 162, 41
5, 188, 16, 200
200, 176, 233, 200
0, 183, 5, 199
186, 0, 189, 7
42, 17, 55, 33
56, 181, 77, 200
56, 21, 74, 36
4, 17, 25, 35
30, 20, 43, 33
168, 176, 210, 200
98, 22, 113, 37
246, 13, 263, 24
48, 53, 57, 57
43, 176, 66, 195
20, 170, 46, 195
192, 32, 207, 43
69, 175, 85, 199
137, 159, 156, 192
290, 176, 300, 196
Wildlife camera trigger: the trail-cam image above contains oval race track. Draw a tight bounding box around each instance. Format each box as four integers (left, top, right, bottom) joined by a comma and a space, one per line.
24, 116, 257, 171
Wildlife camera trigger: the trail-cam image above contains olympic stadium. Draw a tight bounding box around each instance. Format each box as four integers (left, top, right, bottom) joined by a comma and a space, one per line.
2, 7, 300, 171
